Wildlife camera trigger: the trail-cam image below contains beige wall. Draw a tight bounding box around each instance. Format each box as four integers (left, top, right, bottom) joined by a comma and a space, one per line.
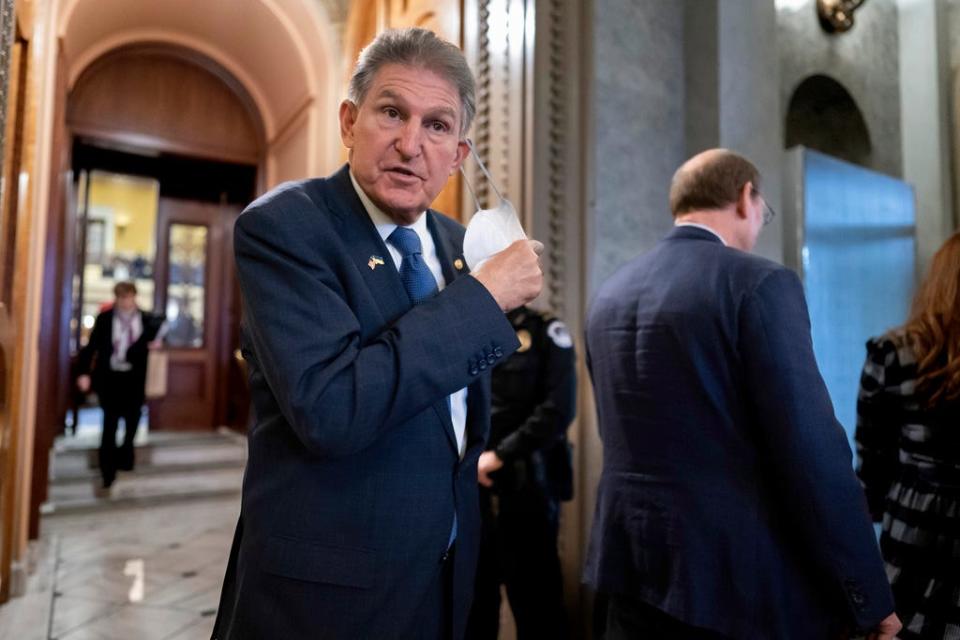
89, 172, 159, 258
267, 105, 314, 187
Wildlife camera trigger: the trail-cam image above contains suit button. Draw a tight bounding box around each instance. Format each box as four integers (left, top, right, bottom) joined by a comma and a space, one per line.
493, 347, 503, 357
469, 366, 479, 376
486, 353, 497, 365
478, 360, 487, 371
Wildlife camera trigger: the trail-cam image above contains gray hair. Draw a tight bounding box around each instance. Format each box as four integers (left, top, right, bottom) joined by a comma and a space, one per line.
348, 28, 476, 137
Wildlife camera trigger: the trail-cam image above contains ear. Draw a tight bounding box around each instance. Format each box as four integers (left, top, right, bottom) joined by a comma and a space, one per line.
339, 100, 359, 149
735, 181, 754, 220
448, 139, 470, 176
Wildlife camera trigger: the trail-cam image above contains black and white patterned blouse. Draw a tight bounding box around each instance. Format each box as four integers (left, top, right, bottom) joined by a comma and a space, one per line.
856, 333, 960, 640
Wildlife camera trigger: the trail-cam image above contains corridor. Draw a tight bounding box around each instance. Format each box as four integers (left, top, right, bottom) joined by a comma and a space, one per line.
0, 433, 244, 640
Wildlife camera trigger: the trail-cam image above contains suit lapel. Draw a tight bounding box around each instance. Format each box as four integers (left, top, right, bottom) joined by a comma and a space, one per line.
424, 212, 462, 454
325, 166, 412, 324
427, 213, 490, 448
426, 211, 469, 285
327, 168, 460, 454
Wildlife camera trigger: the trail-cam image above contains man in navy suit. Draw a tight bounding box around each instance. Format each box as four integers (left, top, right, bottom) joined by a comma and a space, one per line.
212, 28, 543, 640
584, 149, 900, 639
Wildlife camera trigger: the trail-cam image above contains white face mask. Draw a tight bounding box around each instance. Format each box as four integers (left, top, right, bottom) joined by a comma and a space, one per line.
460, 139, 527, 270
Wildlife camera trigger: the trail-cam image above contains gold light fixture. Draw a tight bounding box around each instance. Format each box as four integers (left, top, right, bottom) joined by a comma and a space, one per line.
817, 0, 867, 34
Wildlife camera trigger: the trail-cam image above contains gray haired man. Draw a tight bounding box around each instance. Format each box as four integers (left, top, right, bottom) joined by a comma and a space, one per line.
212, 28, 543, 640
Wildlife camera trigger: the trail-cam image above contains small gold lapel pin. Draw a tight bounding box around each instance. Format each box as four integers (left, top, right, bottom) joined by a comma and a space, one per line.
368, 255, 385, 270
454, 258, 465, 270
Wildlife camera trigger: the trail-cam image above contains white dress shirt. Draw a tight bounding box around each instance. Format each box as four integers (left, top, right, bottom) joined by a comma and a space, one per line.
110, 309, 142, 371
350, 172, 469, 457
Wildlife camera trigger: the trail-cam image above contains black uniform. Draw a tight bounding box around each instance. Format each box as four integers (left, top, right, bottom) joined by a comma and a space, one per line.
466, 306, 576, 640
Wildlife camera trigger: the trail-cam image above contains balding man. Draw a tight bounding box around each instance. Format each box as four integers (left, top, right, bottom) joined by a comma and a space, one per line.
584, 150, 900, 639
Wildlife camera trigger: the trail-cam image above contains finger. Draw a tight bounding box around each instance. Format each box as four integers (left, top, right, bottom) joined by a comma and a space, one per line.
529, 240, 545, 255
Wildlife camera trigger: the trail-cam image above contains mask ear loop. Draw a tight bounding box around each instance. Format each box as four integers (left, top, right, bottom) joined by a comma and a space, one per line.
460, 163, 482, 213
459, 138, 507, 212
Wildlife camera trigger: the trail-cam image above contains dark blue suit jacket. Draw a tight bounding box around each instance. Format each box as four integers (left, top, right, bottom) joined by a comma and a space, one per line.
213, 165, 518, 639
584, 226, 894, 639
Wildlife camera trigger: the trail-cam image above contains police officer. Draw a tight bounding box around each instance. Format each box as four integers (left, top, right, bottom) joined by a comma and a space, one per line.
467, 306, 576, 640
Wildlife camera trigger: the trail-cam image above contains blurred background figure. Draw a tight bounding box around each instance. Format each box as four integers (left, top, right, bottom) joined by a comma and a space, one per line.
76, 281, 165, 492
467, 306, 576, 640
856, 231, 960, 640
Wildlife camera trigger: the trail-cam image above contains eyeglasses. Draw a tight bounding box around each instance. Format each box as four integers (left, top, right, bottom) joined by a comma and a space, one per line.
751, 189, 776, 226
761, 200, 776, 226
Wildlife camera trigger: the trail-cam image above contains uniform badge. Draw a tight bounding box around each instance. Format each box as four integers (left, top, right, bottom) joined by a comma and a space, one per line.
516, 329, 532, 353
368, 255, 385, 270
547, 321, 573, 348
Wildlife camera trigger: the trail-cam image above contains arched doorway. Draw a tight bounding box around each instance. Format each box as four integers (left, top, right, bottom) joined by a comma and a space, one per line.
67, 43, 263, 434
26, 0, 339, 544
56, 0, 340, 184
785, 74, 873, 168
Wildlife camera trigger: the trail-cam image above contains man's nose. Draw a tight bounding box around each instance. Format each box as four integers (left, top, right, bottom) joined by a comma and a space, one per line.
395, 121, 422, 158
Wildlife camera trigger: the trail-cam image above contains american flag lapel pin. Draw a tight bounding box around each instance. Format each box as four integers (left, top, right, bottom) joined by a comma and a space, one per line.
368, 255, 385, 270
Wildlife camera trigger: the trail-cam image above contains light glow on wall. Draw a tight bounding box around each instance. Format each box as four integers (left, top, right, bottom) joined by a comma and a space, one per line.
776, 0, 810, 11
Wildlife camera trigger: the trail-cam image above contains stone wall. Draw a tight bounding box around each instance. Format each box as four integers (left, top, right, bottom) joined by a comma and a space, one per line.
778, 0, 902, 177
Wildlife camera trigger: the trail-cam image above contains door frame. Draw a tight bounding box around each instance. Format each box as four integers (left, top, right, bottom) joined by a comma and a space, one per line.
150, 197, 225, 430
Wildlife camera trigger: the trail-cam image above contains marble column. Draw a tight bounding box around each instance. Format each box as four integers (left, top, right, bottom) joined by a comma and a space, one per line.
717, 0, 784, 262
572, 2, 784, 635
899, 0, 955, 272
685, 0, 784, 262
585, 1, 686, 295
574, 3, 688, 635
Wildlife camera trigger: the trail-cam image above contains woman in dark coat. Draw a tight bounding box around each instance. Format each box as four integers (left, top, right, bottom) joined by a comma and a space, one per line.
77, 281, 164, 490
856, 232, 960, 640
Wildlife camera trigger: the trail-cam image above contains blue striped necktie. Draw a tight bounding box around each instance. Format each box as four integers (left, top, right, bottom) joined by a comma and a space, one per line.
387, 227, 439, 305
388, 226, 457, 548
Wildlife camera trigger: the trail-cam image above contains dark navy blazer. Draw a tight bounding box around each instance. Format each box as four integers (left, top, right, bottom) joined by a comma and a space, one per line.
213, 165, 518, 639
584, 226, 894, 639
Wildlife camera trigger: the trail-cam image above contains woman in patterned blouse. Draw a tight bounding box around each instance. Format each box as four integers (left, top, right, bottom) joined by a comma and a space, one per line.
856, 232, 960, 640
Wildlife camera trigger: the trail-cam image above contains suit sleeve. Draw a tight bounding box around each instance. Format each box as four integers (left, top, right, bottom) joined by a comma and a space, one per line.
77, 312, 108, 375
495, 323, 576, 461
739, 268, 894, 632
235, 204, 519, 459
854, 338, 901, 521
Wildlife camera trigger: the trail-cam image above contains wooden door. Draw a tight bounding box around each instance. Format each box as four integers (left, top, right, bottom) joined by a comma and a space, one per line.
30, 39, 71, 540
0, 27, 28, 602
149, 198, 231, 430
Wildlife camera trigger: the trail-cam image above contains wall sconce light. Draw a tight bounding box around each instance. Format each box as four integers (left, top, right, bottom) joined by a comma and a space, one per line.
115, 213, 131, 232
817, 0, 867, 34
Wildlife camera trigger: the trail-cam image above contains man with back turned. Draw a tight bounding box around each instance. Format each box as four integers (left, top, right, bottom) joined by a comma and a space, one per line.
584, 149, 900, 639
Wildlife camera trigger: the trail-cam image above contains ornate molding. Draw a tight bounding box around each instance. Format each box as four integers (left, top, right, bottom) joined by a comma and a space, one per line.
546, 0, 566, 315
474, 0, 493, 208
498, 0, 511, 202
0, 0, 14, 187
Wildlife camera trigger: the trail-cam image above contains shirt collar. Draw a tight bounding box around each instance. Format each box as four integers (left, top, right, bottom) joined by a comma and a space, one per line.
349, 170, 428, 243
674, 221, 727, 246
114, 308, 139, 321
